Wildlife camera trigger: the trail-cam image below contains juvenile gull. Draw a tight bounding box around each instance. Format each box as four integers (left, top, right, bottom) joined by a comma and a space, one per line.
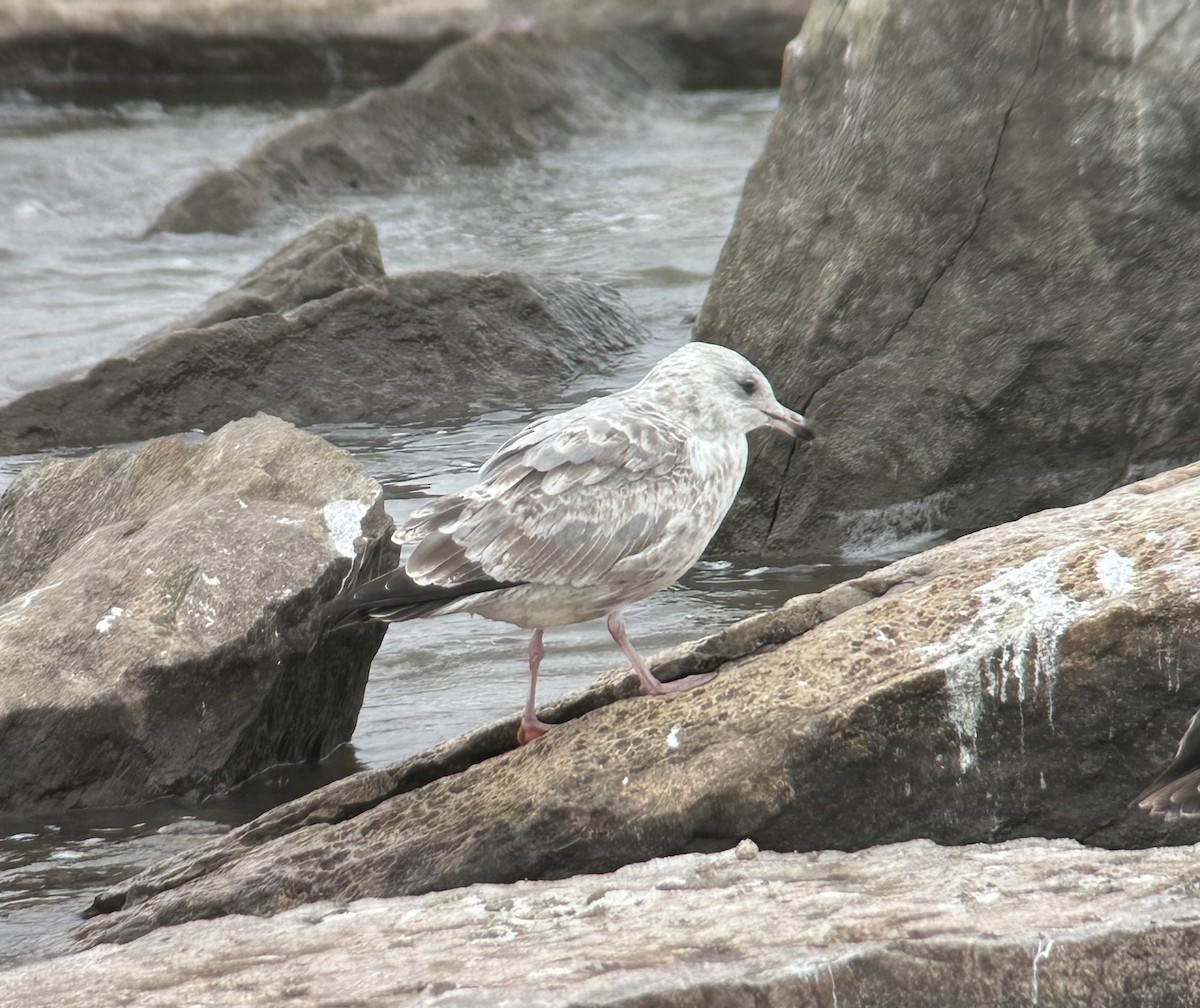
322, 341, 813, 744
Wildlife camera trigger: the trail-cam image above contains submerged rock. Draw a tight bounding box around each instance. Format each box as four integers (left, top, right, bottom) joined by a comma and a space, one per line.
0, 414, 393, 814
78, 460, 1200, 944
0, 259, 647, 454
10, 839, 1200, 1006
696, 0, 1200, 555
145, 29, 677, 235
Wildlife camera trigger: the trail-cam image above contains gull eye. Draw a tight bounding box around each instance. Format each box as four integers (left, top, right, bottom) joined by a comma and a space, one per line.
738, 377, 759, 396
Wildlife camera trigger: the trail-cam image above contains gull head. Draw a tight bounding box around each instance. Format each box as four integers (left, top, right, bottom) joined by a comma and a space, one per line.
636, 342, 814, 441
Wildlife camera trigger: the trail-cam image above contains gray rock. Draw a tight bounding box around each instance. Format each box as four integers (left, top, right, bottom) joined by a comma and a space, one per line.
77, 460, 1200, 944
174, 213, 385, 331
0, 0, 803, 102
0, 269, 647, 454
0, 1, 482, 102
521, 0, 810, 89
9, 839, 1200, 1007
0, 413, 393, 814
146, 29, 677, 235
696, 0, 1200, 555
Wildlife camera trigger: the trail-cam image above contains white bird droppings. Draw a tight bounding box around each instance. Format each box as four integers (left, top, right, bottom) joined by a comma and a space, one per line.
1095, 550, 1135, 595
322, 499, 372, 558
96, 606, 125, 633
666, 724, 683, 750
920, 543, 1136, 774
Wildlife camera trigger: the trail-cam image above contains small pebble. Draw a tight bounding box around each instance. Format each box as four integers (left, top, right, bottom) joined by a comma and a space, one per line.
734, 838, 759, 861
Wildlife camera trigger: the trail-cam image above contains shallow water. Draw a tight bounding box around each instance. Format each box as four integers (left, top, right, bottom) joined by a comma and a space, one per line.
0, 88, 914, 969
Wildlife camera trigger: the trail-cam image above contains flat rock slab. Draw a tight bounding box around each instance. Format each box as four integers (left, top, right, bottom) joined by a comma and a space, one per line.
0, 0, 484, 101
0, 267, 646, 454
78, 460, 1200, 944
698, 0, 1200, 554
8, 838, 1200, 1006
0, 0, 802, 100
0, 413, 392, 813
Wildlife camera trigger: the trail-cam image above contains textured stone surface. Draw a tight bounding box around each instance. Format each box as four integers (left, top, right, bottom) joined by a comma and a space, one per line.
10, 839, 1200, 1007
79, 461, 1200, 944
0, 414, 392, 814
696, 0, 1200, 555
145, 29, 677, 235
0, 269, 646, 454
173, 213, 385, 331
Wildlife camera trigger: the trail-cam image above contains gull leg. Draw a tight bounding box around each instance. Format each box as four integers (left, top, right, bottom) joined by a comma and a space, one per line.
518, 628, 555, 744
607, 614, 718, 696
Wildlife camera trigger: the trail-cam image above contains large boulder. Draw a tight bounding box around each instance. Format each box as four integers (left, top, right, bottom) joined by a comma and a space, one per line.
0, 266, 647, 454
696, 0, 1200, 555
9, 839, 1200, 1007
0, 414, 393, 814
78, 461, 1200, 944
145, 29, 677, 235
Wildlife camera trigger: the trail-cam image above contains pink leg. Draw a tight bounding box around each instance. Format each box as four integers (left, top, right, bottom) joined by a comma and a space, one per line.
518, 628, 554, 744
607, 614, 718, 696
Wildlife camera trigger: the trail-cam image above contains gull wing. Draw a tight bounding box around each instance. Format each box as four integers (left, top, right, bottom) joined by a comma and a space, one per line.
402, 398, 698, 590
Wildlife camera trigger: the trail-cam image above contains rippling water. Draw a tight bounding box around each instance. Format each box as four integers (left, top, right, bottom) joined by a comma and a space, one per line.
0, 88, 907, 969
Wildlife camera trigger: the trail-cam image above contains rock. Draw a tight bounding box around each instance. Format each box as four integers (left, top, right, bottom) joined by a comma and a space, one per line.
520, 0, 809, 89
145, 30, 677, 235
0, 0, 802, 102
695, 0, 1200, 555
174, 213, 385, 331
0, 269, 647, 454
8, 839, 1200, 1006
77, 461, 1200, 944
0, 413, 393, 814
0, 1, 483, 103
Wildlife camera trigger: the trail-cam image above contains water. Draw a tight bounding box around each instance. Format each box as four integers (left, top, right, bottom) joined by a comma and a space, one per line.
0, 88, 902, 969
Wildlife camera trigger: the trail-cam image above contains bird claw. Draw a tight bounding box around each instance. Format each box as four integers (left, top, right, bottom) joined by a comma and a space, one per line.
517, 718, 553, 745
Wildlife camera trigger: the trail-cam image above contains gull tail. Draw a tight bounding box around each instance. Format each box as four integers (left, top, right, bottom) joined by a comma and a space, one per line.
1135, 707, 1200, 819
320, 536, 524, 631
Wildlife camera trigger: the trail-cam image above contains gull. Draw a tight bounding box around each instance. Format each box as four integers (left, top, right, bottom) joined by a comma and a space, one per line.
322, 341, 813, 744
1136, 708, 1200, 819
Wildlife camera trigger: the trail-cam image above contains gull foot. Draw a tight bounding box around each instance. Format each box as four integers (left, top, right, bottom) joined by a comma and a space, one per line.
641, 670, 719, 696
517, 717, 554, 745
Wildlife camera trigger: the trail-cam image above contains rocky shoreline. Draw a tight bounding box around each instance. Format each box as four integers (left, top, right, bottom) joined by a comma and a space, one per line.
3, 0, 1200, 1004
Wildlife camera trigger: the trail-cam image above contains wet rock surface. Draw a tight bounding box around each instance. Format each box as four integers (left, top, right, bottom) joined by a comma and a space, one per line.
77, 461, 1200, 944
697, 0, 1200, 555
0, 259, 647, 454
9, 839, 1200, 1007
0, 413, 392, 814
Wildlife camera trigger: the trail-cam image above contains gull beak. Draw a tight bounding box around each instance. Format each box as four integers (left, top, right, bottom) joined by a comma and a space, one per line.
762, 404, 814, 441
